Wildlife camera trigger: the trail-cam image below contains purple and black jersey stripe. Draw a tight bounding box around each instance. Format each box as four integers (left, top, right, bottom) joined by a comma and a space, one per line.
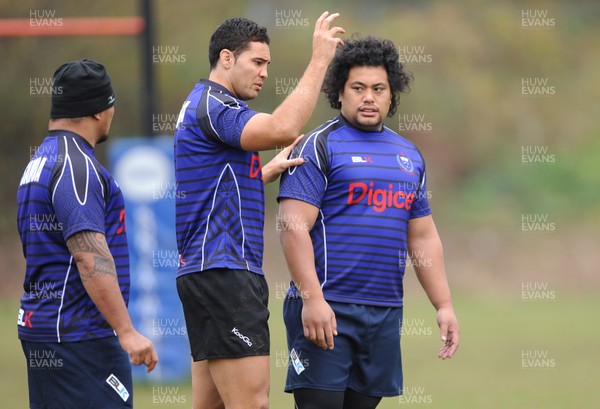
17, 130, 129, 342
174, 79, 264, 278
278, 116, 431, 307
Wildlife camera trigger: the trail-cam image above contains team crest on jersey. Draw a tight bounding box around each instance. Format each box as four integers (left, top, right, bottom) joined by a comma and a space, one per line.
396, 153, 415, 174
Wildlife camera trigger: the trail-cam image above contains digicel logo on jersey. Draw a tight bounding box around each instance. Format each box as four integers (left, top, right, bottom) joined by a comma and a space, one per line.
348, 182, 415, 213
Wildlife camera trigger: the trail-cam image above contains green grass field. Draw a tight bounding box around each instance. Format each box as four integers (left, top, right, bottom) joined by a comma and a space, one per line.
1, 291, 597, 408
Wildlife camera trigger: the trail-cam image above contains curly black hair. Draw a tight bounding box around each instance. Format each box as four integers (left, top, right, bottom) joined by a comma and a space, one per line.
209, 18, 270, 69
322, 35, 412, 117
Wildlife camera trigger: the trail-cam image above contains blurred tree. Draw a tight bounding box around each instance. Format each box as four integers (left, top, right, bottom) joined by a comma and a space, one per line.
1, 0, 599, 235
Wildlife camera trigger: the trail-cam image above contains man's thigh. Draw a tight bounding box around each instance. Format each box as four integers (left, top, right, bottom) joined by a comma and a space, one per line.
191, 360, 224, 409
208, 355, 269, 409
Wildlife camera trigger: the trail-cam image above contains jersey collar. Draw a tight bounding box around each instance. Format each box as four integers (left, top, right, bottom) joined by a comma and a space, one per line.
47, 129, 94, 151
199, 79, 235, 98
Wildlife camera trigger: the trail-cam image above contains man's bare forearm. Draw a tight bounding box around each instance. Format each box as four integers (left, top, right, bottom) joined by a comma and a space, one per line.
271, 59, 331, 139
66, 231, 134, 335
279, 227, 324, 300
407, 216, 454, 310
409, 235, 454, 310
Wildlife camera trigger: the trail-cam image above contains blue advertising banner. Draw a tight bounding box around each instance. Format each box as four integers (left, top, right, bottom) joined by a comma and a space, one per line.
109, 136, 189, 383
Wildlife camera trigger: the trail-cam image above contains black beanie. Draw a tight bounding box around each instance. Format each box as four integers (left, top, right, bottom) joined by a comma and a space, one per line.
50, 59, 115, 119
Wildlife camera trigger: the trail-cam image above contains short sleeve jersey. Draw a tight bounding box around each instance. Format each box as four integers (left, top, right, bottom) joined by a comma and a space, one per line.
278, 116, 431, 307
174, 79, 264, 277
17, 130, 129, 342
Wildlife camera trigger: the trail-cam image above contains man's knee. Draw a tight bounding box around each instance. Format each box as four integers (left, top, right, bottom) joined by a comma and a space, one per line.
193, 400, 224, 409
227, 394, 268, 409
252, 395, 269, 409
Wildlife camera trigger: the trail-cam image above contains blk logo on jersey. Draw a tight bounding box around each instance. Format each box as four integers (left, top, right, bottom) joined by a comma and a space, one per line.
17, 308, 34, 328
348, 182, 415, 213
351, 156, 373, 163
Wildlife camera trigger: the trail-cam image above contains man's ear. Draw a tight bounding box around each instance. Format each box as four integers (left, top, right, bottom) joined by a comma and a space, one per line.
220, 49, 234, 69
93, 108, 111, 120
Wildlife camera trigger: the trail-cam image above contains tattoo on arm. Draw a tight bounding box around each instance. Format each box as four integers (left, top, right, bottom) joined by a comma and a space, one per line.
66, 231, 117, 282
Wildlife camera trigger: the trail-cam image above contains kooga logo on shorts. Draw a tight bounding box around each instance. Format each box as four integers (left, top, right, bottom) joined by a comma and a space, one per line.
231, 327, 253, 347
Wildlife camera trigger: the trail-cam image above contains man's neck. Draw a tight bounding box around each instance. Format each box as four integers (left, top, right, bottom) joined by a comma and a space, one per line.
48, 120, 97, 147
208, 71, 236, 98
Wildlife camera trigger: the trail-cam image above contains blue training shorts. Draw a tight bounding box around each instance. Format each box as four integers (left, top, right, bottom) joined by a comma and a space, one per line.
21, 336, 133, 409
283, 296, 403, 397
